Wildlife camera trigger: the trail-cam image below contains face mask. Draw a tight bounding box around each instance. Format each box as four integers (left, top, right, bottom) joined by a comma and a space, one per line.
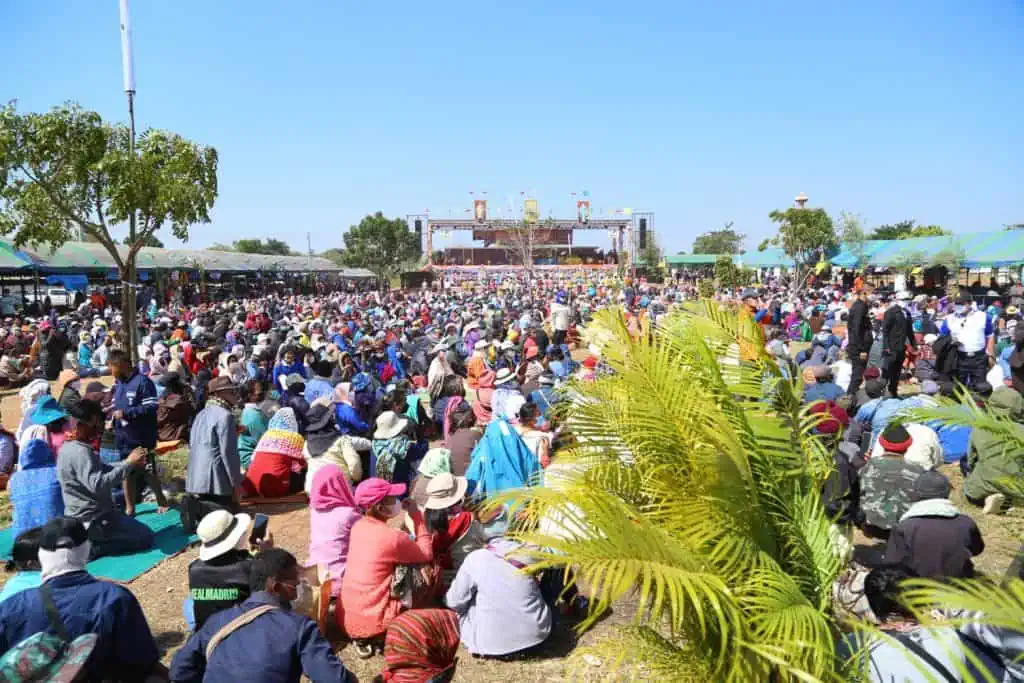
955, 305, 967, 315
926, 308, 935, 315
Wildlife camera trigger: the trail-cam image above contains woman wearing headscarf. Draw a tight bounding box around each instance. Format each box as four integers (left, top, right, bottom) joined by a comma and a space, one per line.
9, 427, 64, 538
308, 464, 361, 597
472, 370, 496, 426
408, 447, 451, 509
15, 379, 50, 443
242, 407, 307, 498
376, 609, 460, 683
371, 396, 419, 488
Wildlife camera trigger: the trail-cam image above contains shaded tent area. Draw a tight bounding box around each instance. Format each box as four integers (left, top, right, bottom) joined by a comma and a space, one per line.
0, 239, 374, 279
666, 231, 1024, 270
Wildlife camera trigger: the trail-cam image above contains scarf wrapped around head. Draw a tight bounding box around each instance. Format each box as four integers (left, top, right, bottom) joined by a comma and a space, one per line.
379, 609, 460, 683
333, 382, 353, 406
17, 379, 51, 441
310, 463, 357, 512
418, 448, 452, 478
254, 407, 305, 461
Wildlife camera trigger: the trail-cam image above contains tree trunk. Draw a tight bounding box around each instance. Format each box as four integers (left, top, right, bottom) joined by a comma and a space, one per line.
122, 258, 138, 365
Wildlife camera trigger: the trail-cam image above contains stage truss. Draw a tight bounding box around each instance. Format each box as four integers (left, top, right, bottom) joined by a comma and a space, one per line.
406, 215, 655, 270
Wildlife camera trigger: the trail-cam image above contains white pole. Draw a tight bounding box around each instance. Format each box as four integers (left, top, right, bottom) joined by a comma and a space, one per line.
119, 0, 136, 94
119, 0, 139, 361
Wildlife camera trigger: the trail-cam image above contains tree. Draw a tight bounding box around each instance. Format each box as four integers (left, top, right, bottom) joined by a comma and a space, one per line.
871, 220, 950, 240
0, 102, 218, 361
837, 211, 868, 270
119, 234, 164, 248
641, 232, 663, 270
208, 242, 234, 251
714, 255, 751, 290
693, 222, 744, 255
319, 248, 346, 266
766, 207, 837, 291
340, 212, 420, 281
502, 304, 844, 680
232, 238, 294, 255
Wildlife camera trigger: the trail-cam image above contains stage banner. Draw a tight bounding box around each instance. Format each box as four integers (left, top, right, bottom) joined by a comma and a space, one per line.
473, 229, 571, 245
576, 200, 591, 223
474, 199, 487, 222
524, 198, 539, 223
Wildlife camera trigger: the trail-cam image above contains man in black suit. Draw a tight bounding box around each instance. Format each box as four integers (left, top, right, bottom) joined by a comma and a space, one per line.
881, 291, 916, 397
846, 288, 873, 398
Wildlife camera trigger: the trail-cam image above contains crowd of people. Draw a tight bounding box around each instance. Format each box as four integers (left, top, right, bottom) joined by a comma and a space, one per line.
0, 269, 1020, 681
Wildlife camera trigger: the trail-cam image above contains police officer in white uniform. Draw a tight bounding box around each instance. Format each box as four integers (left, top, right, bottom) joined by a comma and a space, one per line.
941, 295, 992, 388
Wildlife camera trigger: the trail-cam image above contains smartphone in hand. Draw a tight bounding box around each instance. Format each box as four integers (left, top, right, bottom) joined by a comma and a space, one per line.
249, 513, 269, 545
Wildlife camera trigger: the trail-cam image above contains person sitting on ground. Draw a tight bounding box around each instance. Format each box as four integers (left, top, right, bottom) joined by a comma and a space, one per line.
858, 424, 926, 537
0, 527, 44, 603
171, 548, 355, 683
884, 470, 984, 579
9, 426, 64, 539
307, 464, 361, 597
840, 564, 1024, 682
447, 404, 482, 476
76, 330, 107, 377
156, 371, 194, 443
185, 376, 244, 526
371, 395, 420, 487
306, 400, 367, 490
342, 478, 437, 657
334, 381, 370, 436
513, 401, 552, 468
0, 517, 166, 682
271, 345, 308, 394
854, 378, 905, 447
56, 399, 153, 558
803, 364, 845, 403
964, 385, 1024, 515
373, 609, 461, 683
244, 407, 307, 498
303, 359, 335, 405
187, 509, 273, 631
279, 373, 311, 434
237, 379, 269, 472
409, 447, 452, 508
445, 537, 553, 658
15, 379, 50, 443
424, 472, 487, 587
869, 421, 943, 471
492, 368, 524, 423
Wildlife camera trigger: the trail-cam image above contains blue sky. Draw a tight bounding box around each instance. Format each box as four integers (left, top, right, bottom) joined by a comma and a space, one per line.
3, 1, 1022, 255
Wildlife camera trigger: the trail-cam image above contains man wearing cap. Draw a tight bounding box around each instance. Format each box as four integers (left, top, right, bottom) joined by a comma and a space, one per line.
884, 471, 984, 579
0, 517, 165, 681
941, 296, 993, 389
186, 376, 244, 529
859, 424, 927, 536
881, 292, 916, 398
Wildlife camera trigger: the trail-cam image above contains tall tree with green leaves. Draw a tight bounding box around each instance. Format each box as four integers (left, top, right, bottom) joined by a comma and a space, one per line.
766, 207, 837, 290
693, 222, 745, 254
231, 238, 294, 255
0, 103, 218, 359
871, 220, 949, 240
838, 211, 868, 271
341, 212, 420, 281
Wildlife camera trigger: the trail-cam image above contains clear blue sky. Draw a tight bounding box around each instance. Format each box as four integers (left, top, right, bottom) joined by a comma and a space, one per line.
4, 1, 1022, 254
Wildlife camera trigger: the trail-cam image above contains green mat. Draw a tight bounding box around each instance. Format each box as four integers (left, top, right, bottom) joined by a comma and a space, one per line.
0, 504, 198, 583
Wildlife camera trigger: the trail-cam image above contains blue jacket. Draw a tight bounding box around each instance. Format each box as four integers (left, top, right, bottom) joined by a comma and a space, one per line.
303, 376, 335, 405
0, 571, 159, 681
113, 369, 159, 452
8, 440, 63, 537
466, 418, 541, 499
169, 592, 351, 683
334, 402, 369, 435
272, 361, 308, 392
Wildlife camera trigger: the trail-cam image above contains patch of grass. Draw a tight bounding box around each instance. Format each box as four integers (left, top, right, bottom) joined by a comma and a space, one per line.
0, 491, 10, 529
158, 445, 190, 483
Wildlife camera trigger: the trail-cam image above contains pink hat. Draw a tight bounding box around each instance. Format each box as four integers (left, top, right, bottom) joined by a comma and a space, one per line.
354, 478, 406, 508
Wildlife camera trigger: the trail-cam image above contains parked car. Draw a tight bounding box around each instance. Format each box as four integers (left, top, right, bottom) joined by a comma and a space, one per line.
24, 287, 72, 309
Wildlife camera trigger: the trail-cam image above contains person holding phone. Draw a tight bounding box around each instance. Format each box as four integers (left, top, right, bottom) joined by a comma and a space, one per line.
186, 509, 274, 631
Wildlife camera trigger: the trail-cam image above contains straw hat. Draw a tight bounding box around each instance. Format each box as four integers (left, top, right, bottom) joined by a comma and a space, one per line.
374, 411, 409, 440
196, 510, 252, 561
424, 473, 469, 510
494, 368, 515, 385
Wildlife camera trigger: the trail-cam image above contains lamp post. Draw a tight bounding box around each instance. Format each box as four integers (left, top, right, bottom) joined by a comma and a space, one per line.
118, 0, 139, 360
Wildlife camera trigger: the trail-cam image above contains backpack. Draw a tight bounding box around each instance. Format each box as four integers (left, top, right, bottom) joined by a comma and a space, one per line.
0, 584, 97, 682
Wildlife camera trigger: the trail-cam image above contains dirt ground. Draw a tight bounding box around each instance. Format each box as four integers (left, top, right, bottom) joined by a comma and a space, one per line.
0, 378, 1020, 681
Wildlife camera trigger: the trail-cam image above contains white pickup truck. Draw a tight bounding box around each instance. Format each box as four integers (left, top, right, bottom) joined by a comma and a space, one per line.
24, 287, 73, 309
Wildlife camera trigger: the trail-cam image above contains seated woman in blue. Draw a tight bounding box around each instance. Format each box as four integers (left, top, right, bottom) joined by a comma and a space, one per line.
271, 346, 308, 393
9, 426, 64, 538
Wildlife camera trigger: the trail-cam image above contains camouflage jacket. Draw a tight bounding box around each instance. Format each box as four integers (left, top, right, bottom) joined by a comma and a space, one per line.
860, 455, 925, 530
